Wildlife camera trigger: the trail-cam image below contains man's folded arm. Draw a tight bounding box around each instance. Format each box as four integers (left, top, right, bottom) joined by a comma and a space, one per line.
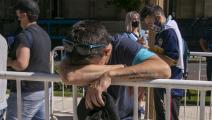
59, 55, 171, 85
107, 55, 171, 81
59, 58, 124, 85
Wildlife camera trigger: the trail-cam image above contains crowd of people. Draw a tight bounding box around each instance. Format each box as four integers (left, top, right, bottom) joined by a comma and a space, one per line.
0, 0, 211, 120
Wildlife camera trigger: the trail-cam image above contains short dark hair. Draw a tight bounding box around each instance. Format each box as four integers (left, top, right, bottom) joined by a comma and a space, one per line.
153, 5, 165, 16
64, 20, 112, 65
140, 5, 165, 20
15, 0, 40, 22
139, 5, 155, 20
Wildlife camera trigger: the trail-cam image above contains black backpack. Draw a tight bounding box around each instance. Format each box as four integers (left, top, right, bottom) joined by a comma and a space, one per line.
77, 92, 120, 120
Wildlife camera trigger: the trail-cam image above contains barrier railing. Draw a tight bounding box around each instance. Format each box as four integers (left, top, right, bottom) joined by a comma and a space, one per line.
187, 52, 212, 120
4, 49, 212, 120
1, 71, 212, 120
51, 46, 79, 120
49, 46, 212, 120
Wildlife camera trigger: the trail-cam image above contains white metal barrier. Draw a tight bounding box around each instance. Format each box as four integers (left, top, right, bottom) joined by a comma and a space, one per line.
3, 50, 212, 120
49, 47, 212, 120
1, 71, 212, 120
50, 46, 78, 120
50, 46, 77, 120
186, 52, 212, 120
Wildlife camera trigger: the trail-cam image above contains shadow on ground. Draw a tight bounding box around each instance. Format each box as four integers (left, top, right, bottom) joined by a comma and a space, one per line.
54, 116, 73, 120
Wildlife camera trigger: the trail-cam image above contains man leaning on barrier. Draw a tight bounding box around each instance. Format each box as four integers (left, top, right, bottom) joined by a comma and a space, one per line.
59, 20, 171, 120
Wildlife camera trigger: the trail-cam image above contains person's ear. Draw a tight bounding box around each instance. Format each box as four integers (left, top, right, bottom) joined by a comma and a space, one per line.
97, 44, 112, 65
23, 13, 28, 18
103, 46, 111, 57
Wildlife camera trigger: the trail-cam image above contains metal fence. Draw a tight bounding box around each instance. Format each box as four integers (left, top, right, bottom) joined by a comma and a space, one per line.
1, 71, 212, 120
2, 47, 212, 120
49, 47, 212, 120
180, 52, 212, 120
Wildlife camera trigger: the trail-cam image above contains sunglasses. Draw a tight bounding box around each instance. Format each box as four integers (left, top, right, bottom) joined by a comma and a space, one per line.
62, 39, 106, 56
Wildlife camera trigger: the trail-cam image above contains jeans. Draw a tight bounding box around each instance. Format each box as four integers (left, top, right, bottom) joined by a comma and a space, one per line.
154, 88, 182, 120
0, 108, 6, 120
6, 90, 46, 120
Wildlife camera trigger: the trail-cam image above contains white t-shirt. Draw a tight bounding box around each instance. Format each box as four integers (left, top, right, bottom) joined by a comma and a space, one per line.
0, 34, 7, 110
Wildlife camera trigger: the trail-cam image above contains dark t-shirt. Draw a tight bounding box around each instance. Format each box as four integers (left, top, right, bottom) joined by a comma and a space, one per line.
202, 28, 212, 52
10, 24, 51, 92
107, 34, 155, 120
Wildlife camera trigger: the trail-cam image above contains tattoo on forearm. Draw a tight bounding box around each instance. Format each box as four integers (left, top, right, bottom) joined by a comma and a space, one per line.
114, 68, 163, 80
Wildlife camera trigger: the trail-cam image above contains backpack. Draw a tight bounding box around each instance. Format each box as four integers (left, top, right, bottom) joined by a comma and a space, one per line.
77, 92, 120, 120
182, 39, 190, 79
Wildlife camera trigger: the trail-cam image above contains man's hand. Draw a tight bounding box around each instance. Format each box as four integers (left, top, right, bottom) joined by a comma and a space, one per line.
137, 38, 145, 45
7, 44, 30, 71
85, 72, 111, 109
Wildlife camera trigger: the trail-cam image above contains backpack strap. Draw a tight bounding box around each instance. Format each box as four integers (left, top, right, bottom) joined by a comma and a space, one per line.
182, 40, 190, 79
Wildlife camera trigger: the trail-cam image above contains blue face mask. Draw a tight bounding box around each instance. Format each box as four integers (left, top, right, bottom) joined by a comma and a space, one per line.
152, 19, 162, 32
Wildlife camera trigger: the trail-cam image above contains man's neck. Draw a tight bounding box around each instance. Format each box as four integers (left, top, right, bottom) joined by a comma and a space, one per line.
23, 22, 37, 29
132, 28, 140, 37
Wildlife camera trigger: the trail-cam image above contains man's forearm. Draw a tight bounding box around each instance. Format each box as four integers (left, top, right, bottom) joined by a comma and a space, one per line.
59, 59, 124, 85
7, 59, 26, 71
108, 56, 171, 82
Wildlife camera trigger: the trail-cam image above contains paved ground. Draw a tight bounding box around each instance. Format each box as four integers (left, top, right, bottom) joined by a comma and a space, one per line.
53, 97, 81, 120
187, 62, 207, 80
53, 62, 211, 120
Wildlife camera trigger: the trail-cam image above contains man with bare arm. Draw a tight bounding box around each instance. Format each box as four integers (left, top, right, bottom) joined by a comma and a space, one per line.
60, 20, 171, 119
6, 1, 51, 119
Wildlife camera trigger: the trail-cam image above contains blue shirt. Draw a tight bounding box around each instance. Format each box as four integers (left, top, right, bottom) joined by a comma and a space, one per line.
107, 34, 155, 120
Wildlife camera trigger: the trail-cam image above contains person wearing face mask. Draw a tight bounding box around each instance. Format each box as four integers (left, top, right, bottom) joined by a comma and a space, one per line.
124, 11, 149, 118
6, 0, 51, 119
125, 11, 149, 48
140, 5, 184, 120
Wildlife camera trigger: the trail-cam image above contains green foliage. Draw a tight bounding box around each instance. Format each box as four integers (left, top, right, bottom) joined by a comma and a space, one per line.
108, 0, 141, 12
54, 90, 83, 97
